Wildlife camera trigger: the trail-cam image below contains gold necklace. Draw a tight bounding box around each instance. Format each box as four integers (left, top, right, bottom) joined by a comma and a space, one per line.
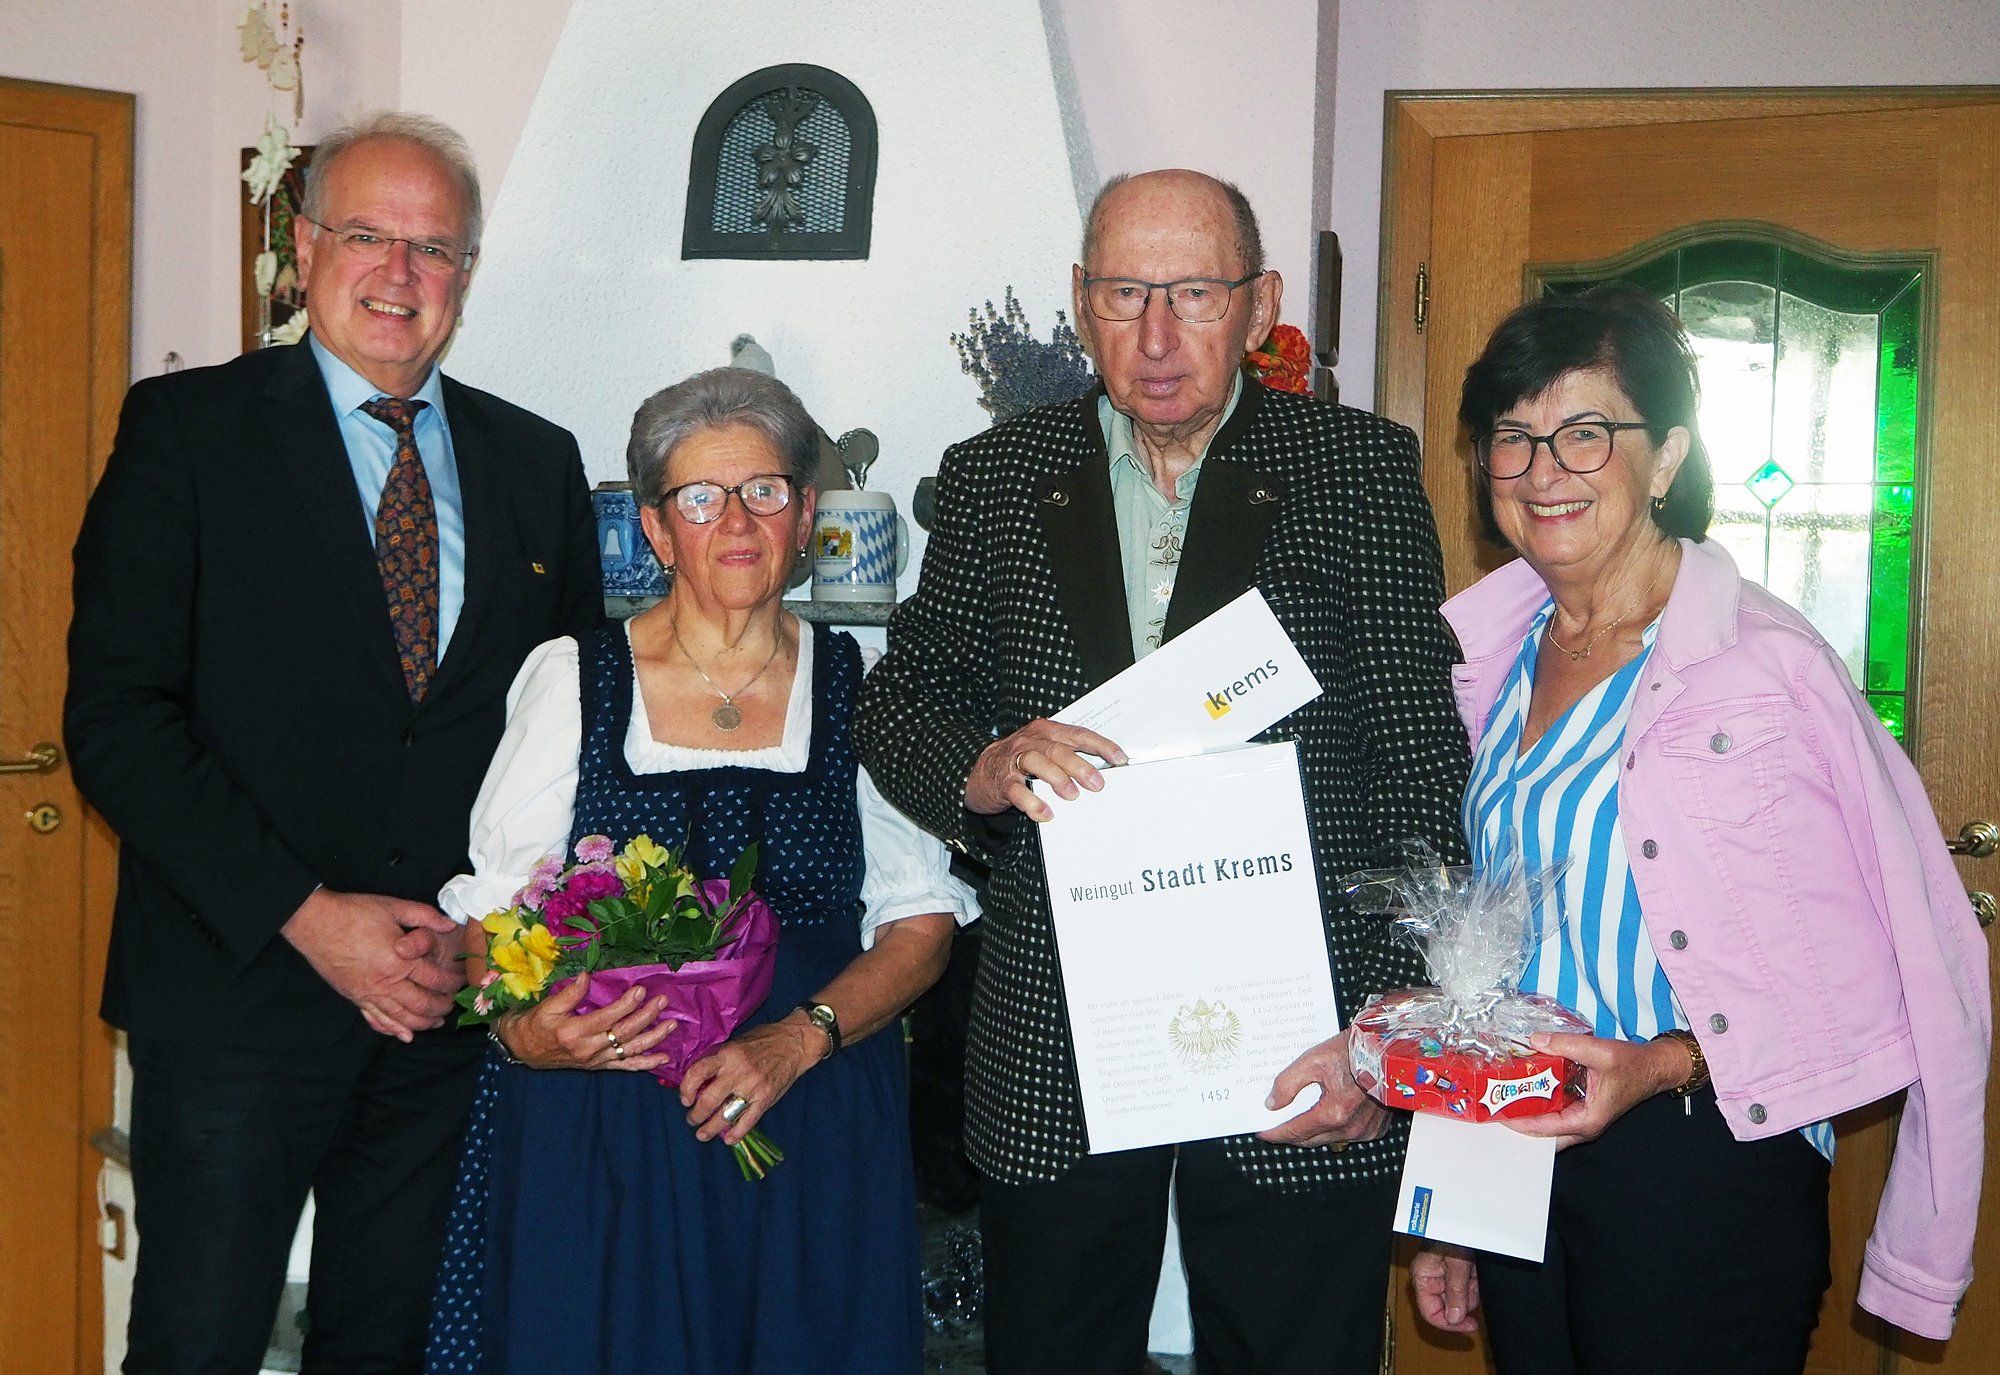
670, 619, 784, 731
1545, 611, 1630, 662
1545, 557, 1673, 663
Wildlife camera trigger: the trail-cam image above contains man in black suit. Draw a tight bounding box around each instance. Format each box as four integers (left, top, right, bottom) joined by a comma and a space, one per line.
855, 170, 1470, 1375
65, 112, 601, 1374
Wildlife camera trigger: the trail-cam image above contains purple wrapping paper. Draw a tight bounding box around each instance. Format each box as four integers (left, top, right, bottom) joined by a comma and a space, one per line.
562, 879, 778, 1086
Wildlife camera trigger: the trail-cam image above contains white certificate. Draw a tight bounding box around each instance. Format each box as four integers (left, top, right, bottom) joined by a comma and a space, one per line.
1035, 742, 1339, 1152
1053, 588, 1322, 762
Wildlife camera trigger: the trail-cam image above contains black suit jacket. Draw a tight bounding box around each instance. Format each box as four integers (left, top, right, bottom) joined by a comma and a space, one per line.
65, 341, 603, 1049
855, 382, 1470, 1191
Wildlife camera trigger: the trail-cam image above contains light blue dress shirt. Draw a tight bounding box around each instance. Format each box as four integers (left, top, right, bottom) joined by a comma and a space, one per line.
309, 336, 466, 658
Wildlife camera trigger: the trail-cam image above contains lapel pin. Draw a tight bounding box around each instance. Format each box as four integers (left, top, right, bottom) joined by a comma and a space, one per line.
531, 562, 546, 574
1249, 487, 1277, 505
1044, 487, 1070, 506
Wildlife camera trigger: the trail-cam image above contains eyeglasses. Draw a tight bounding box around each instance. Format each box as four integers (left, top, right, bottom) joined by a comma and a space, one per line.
303, 217, 477, 274
1080, 273, 1263, 323
1475, 421, 1654, 480
660, 474, 794, 524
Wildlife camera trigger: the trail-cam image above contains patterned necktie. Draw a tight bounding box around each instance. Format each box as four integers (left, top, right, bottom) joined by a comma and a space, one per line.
360, 397, 439, 703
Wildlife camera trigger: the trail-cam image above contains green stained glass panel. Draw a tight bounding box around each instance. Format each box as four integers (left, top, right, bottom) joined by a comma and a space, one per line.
1868, 485, 1912, 696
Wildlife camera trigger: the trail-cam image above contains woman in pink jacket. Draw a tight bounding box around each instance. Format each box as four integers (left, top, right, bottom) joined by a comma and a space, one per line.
1411, 284, 1989, 1371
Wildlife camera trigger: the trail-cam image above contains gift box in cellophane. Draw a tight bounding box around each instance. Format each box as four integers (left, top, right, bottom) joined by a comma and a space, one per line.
1341, 841, 1587, 1123
1349, 987, 1587, 1121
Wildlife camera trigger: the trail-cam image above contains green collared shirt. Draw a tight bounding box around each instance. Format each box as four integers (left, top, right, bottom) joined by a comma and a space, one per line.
1099, 374, 1243, 660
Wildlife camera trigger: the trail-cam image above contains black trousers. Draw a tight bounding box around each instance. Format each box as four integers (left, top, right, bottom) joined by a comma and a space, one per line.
124, 1024, 484, 1375
1476, 1086, 1831, 1375
980, 1139, 1397, 1375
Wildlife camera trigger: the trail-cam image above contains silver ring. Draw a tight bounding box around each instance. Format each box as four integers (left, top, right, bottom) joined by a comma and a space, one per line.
613, 1043, 627, 1060
719, 1094, 750, 1125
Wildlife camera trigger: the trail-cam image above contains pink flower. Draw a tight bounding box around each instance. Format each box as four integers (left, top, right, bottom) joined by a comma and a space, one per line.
516, 853, 566, 909
541, 885, 589, 937
542, 867, 624, 939
567, 867, 625, 902
574, 834, 614, 864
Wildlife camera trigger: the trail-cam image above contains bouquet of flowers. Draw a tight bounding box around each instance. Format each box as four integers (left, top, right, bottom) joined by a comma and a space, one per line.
1243, 323, 1314, 395
1343, 841, 1588, 1122
459, 833, 785, 1178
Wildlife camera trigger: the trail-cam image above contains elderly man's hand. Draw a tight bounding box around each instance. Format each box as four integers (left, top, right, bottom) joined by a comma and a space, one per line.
965, 719, 1128, 822
1411, 1244, 1481, 1334
1257, 1029, 1391, 1148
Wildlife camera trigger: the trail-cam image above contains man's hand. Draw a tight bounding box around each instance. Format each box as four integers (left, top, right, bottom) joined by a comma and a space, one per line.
281, 889, 462, 1042
1257, 1029, 1391, 1148
1411, 1244, 1481, 1333
965, 719, 1127, 822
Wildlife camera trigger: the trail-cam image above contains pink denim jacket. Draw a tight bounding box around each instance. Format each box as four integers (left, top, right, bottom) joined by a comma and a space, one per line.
1443, 538, 1990, 1339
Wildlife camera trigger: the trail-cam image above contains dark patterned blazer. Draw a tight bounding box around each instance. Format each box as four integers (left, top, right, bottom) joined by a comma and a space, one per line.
855, 381, 1471, 1191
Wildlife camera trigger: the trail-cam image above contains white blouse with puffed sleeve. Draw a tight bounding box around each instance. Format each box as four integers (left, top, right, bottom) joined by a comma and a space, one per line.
439, 624, 978, 947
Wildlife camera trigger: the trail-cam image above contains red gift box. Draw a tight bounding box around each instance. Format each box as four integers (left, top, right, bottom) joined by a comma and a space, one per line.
1349, 991, 1587, 1122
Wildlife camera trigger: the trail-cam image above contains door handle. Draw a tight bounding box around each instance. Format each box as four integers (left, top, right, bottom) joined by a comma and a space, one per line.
0, 742, 60, 775
1946, 820, 1998, 858
1970, 891, 1996, 930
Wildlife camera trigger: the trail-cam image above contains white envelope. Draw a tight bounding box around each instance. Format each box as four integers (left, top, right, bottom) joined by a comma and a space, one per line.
1054, 588, 1322, 762
1393, 1112, 1557, 1262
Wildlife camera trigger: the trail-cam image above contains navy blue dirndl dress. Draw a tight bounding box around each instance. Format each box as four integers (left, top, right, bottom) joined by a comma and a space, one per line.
425, 623, 922, 1375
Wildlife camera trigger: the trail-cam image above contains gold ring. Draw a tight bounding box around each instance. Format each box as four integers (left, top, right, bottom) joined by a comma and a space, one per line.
613, 1043, 627, 1060
1011, 750, 1029, 777
606, 1030, 622, 1049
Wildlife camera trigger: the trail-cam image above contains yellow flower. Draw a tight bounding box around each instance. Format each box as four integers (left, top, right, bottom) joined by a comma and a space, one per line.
616, 834, 672, 886
480, 908, 525, 943
489, 921, 560, 1001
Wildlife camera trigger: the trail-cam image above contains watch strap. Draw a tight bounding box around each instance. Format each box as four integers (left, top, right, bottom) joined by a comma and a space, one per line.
801, 1002, 842, 1057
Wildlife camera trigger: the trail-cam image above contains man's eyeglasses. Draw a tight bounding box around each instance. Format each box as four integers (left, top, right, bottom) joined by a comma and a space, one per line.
1080, 273, 1262, 323
304, 217, 477, 274
1475, 421, 1654, 480
660, 474, 794, 525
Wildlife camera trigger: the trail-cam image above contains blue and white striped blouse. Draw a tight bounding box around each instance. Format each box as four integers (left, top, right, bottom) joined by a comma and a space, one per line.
1464, 603, 1835, 1160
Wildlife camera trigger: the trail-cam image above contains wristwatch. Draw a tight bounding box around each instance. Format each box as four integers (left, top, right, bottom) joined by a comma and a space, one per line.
1652, 1027, 1710, 1097
799, 1002, 842, 1058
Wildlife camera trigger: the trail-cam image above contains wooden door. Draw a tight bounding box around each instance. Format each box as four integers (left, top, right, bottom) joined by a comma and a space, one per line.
1376, 90, 2000, 1375
0, 79, 131, 1374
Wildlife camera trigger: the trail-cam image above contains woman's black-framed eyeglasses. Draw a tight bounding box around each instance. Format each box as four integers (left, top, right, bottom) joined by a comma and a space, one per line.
1475, 421, 1654, 480
660, 474, 794, 524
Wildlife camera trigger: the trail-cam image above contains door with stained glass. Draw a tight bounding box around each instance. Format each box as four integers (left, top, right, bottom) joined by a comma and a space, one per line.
1378, 91, 2000, 1375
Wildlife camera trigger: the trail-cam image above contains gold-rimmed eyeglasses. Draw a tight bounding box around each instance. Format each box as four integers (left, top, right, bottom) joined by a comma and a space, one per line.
303, 217, 477, 274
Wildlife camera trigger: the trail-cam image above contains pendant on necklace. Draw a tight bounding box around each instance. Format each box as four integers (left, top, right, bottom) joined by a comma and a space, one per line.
711, 702, 743, 731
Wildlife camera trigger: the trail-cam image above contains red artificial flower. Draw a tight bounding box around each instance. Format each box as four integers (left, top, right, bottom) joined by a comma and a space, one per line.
1244, 323, 1315, 395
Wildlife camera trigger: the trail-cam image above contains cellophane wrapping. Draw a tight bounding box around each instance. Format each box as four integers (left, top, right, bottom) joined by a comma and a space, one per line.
1344, 843, 1587, 1121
